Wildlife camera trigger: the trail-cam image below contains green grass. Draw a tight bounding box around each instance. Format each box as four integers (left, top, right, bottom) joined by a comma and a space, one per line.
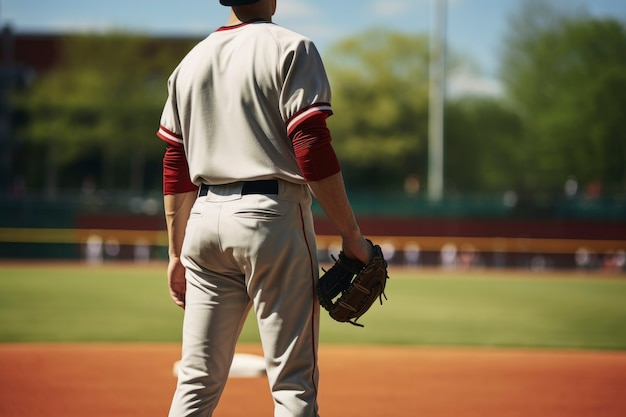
1, 264, 625, 350
0, 264, 185, 342
316, 270, 626, 350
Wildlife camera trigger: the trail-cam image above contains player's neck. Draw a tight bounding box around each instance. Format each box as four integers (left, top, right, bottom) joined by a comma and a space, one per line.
227, 10, 272, 26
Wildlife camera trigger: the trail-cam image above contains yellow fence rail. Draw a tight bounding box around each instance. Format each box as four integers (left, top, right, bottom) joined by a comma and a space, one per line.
1, 228, 625, 255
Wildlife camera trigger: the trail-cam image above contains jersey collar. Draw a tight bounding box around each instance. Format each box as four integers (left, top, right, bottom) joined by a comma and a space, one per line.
217, 18, 271, 32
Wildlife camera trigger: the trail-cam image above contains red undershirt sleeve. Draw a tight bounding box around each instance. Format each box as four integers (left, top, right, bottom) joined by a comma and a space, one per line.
289, 112, 341, 181
162, 142, 198, 195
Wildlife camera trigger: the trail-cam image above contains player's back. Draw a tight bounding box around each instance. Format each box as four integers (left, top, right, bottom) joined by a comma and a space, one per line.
171, 21, 323, 185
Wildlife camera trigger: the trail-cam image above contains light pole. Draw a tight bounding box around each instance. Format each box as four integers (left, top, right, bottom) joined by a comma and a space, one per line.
428, 0, 447, 202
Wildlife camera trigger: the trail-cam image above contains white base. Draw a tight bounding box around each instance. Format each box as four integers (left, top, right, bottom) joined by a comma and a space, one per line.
173, 353, 266, 378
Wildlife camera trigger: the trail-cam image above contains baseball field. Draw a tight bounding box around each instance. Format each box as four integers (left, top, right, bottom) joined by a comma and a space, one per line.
1, 262, 625, 416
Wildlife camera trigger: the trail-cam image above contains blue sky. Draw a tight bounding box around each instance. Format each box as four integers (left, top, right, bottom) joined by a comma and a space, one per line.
3, 0, 625, 95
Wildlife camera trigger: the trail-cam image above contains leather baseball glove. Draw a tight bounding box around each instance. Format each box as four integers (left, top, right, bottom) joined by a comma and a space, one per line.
316, 240, 389, 327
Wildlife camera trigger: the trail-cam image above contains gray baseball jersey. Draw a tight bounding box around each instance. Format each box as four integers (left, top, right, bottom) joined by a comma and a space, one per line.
157, 20, 333, 185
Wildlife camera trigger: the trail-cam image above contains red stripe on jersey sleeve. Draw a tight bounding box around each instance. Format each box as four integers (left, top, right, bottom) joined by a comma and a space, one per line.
157, 125, 184, 146
287, 103, 333, 136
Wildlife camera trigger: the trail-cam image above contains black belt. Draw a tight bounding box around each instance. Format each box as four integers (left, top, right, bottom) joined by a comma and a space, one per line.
198, 180, 279, 197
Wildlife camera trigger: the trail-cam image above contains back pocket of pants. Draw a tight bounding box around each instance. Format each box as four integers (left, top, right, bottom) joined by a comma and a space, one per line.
232, 209, 282, 220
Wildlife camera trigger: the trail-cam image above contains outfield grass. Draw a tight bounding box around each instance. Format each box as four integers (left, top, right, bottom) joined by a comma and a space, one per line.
315, 270, 626, 350
0, 264, 624, 350
0, 264, 184, 342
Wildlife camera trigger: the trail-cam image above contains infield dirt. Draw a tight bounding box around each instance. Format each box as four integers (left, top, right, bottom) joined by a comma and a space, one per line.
0, 343, 625, 417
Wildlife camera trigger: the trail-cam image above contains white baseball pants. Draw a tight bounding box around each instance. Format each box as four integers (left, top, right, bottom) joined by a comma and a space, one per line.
168, 180, 320, 417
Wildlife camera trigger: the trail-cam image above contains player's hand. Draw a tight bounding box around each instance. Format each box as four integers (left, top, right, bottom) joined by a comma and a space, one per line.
341, 235, 372, 265
167, 257, 187, 309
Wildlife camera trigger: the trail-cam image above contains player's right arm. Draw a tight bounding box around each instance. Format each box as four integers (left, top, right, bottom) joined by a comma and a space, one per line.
280, 37, 371, 263
289, 112, 371, 264
308, 173, 372, 264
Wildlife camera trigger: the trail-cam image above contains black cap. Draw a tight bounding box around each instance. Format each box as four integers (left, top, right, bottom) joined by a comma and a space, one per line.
220, 0, 260, 5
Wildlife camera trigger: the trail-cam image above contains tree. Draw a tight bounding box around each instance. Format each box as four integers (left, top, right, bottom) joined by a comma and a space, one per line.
444, 97, 524, 194
13, 33, 196, 195
500, 1, 626, 195
323, 29, 431, 191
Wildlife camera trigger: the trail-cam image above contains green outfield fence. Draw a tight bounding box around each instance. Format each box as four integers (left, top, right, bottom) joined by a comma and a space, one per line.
1, 191, 625, 271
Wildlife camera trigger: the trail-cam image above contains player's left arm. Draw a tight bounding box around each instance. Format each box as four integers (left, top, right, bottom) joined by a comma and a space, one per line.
164, 191, 195, 309
162, 141, 198, 309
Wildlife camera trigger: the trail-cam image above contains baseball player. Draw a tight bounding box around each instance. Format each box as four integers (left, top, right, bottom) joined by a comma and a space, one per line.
158, 1, 372, 416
